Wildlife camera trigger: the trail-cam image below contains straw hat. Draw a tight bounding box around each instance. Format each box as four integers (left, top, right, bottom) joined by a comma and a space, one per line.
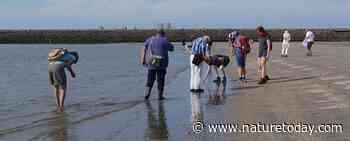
48, 48, 65, 61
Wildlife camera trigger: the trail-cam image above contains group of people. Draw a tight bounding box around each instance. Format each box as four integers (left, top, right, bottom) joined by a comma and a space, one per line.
137, 26, 273, 102
47, 27, 315, 111
281, 29, 315, 57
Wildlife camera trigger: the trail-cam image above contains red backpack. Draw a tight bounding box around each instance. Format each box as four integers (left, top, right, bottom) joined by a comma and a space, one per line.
233, 36, 251, 54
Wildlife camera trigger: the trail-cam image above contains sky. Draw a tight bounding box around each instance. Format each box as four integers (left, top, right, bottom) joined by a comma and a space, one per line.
0, 0, 349, 29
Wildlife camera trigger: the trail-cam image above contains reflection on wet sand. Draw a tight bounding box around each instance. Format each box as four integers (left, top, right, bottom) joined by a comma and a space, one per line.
190, 92, 203, 124
145, 101, 169, 140
49, 113, 68, 141
208, 82, 226, 105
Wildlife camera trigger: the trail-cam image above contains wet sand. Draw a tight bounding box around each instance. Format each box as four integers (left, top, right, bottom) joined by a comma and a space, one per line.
1, 42, 350, 140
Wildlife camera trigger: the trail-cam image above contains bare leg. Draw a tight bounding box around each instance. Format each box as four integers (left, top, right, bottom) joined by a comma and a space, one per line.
58, 86, 67, 112
221, 68, 227, 83
242, 68, 247, 78
214, 67, 219, 78
213, 67, 221, 83
261, 57, 267, 79
53, 86, 60, 111
257, 58, 262, 78
237, 67, 242, 78
221, 68, 226, 78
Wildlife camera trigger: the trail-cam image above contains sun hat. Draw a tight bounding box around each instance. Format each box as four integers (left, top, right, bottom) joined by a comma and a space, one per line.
48, 48, 65, 62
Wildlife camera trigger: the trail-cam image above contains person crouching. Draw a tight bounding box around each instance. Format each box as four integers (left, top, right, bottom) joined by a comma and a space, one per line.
207, 55, 230, 83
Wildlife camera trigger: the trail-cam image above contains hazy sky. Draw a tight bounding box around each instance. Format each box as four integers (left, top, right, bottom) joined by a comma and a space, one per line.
0, 0, 349, 29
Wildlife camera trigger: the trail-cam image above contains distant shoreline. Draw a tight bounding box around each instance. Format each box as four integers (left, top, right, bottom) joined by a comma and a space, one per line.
0, 28, 349, 44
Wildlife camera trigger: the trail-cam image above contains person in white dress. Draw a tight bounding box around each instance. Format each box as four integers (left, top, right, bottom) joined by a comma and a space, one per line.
281, 30, 291, 57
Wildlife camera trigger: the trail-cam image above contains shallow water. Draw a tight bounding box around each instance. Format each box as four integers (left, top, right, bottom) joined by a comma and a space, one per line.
0, 43, 236, 141
0, 44, 181, 139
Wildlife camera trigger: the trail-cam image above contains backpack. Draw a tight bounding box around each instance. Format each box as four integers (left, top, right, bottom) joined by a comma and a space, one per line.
233, 36, 251, 54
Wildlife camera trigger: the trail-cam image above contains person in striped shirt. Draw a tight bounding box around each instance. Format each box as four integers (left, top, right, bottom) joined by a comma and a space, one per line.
190, 35, 212, 93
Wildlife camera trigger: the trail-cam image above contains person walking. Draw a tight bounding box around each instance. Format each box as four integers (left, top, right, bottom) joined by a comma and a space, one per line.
281, 30, 291, 57
190, 35, 212, 93
256, 26, 272, 84
303, 29, 315, 56
228, 31, 252, 81
48, 48, 78, 112
140, 29, 174, 100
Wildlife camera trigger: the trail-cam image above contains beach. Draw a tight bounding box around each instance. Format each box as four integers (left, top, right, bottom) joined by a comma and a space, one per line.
1, 42, 350, 140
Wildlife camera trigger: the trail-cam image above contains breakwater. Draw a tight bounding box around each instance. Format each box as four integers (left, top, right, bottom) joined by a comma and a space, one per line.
0, 28, 349, 44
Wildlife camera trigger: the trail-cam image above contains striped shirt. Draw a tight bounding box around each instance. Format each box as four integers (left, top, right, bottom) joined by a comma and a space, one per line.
191, 37, 209, 55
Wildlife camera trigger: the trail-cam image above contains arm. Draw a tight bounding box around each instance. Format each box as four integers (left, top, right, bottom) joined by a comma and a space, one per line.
288, 34, 291, 42
184, 45, 192, 55
141, 38, 151, 65
266, 39, 272, 59
140, 47, 146, 65
203, 65, 212, 82
229, 43, 235, 57
66, 64, 76, 78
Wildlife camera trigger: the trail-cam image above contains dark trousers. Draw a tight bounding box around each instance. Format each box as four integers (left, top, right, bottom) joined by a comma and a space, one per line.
307, 42, 314, 56
146, 69, 167, 91
307, 42, 314, 51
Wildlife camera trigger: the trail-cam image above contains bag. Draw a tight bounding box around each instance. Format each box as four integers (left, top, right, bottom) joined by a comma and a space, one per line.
234, 36, 251, 54
146, 37, 164, 68
148, 55, 163, 68
192, 54, 204, 66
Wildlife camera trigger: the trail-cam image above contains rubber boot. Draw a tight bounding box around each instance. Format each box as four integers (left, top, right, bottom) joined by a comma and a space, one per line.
144, 87, 152, 100
158, 89, 165, 100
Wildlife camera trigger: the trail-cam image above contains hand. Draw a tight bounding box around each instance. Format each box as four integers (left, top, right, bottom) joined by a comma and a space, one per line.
71, 73, 76, 78
140, 59, 146, 65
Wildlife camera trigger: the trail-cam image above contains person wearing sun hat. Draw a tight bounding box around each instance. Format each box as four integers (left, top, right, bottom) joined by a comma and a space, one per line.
48, 48, 78, 112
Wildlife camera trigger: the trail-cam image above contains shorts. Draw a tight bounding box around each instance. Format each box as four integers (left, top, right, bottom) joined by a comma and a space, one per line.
258, 47, 268, 58
235, 48, 246, 68
48, 63, 67, 88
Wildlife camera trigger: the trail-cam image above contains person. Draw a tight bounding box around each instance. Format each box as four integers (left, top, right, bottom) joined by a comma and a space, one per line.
228, 31, 251, 81
48, 48, 78, 112
303, 29, 315, 56
140, 29, 174, 100
206, 54, 230, 83
190, 35, 212, 93
281, 30, 291, 57
256, 26, 272, 84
